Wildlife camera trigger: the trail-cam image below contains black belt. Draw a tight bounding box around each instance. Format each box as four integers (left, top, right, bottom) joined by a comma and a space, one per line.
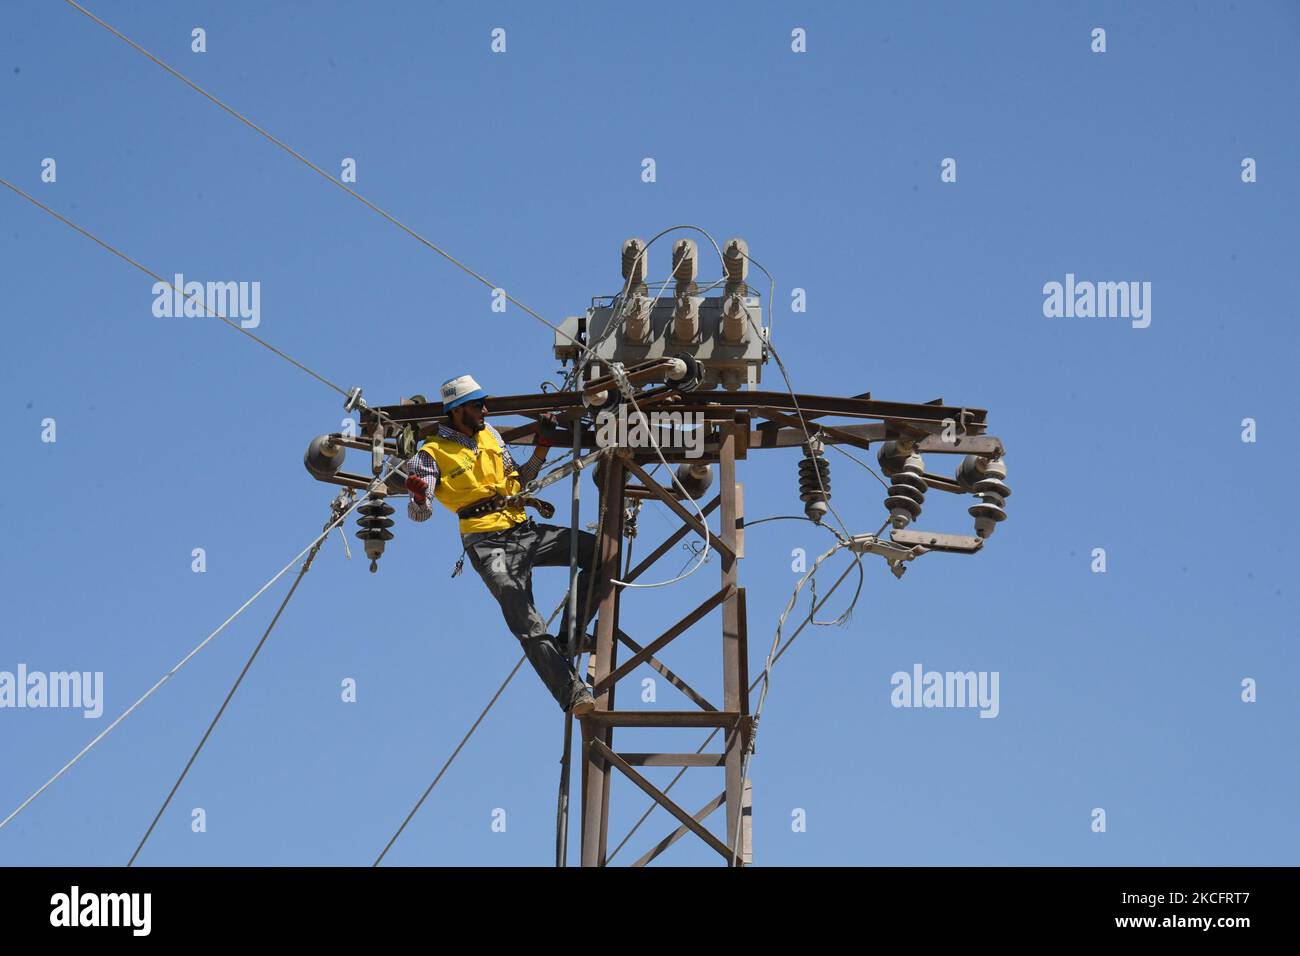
457, 494, 555, 521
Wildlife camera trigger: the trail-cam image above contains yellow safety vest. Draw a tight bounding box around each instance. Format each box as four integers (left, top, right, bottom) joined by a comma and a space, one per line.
420, 426, 528, 535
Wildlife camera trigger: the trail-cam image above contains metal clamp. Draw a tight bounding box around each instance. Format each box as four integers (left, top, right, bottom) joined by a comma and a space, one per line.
344, 386, 367, 414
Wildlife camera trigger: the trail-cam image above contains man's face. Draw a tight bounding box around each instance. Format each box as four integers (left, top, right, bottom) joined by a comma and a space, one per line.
454, 399, 488, 434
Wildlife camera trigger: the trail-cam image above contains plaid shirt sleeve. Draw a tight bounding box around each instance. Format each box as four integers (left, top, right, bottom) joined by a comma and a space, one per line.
515, 453, 543, 485
405, 449, 438, 522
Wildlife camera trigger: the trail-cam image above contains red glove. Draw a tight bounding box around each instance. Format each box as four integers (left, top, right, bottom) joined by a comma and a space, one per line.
535, 412, 561, 449
406, 474, 429, 504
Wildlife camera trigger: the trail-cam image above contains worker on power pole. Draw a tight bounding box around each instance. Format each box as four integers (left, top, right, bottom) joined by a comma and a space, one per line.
404, 374, 598, 717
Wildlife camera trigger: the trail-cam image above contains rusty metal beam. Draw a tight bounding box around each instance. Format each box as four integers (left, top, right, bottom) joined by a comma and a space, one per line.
754, 409, 875, 454
632, 791, 726, 868
617, 754, 726, 767
589, 738, 734, 864
581, 459, 624, 867
750, 423, 1004, 458
304, 469, 406, 496
592, 586, 734, 697
623, 484, 695, 501
582, 711, 741, 728
667, 392, 986, 427
890, 528, 984, 554
623, 496, 721, 584
920, 471, 966, 494
613, 630, 718, 712
756, 390, 872, 430
719, 422, 745, 866
623, 459, 735, 562
367, 390, 987, 430
736, 588, 750, 717
601, 559, 862, 865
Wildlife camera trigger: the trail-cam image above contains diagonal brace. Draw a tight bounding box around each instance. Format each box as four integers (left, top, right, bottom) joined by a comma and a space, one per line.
624, 495, 721, 583
614, 629, 717, 712
633, 791, 726, 867
589, 738, 734, 864
623, 460, 735, 562
592, 586, 733, 697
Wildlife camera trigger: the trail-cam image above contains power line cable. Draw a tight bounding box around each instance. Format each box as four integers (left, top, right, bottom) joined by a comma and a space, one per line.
605, 552, 861, 864
373, 591, 572, 866
0, 176, 351, 400
61, 0, 595, 363
126, 493, 346, 865
39, 3, 898, 856
0, 466, 398, 832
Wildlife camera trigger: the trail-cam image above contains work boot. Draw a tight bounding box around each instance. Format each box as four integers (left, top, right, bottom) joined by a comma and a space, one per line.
568, 688, 596, 718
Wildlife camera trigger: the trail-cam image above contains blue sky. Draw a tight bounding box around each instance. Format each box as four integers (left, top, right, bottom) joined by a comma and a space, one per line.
1, 0, 1297, 866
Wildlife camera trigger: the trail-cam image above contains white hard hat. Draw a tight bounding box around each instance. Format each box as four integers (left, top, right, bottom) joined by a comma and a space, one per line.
440, 374, 488, 411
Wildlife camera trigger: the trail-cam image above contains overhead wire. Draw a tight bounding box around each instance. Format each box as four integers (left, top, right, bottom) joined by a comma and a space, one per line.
58, 0, 887, 590
40, 0, 908, 863
373, 655, 526, 866
0, 176, 352, 401
721, 374, 861, 861
826, 440, 892, 493
60, 0, 596, 364
743, 514, 865, 627
580, 224, 882, 564
377, 437, 612, 866
0, 464, 401, 833
14, 2, 787, 863
0, 165, 551, 851
574, 224, 732, 384
607, 363, 714, 590
657, 235, 884, 864
583, 248, 720, 590
605, 550, 861, 864
560, 226, 884, 860
126, 493, 343, 866
375, 589, 574, 866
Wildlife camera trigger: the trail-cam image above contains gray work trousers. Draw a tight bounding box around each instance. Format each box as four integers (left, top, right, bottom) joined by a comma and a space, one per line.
463, 519, 598, 711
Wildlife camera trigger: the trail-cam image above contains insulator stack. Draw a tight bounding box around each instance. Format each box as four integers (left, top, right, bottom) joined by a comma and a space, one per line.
671, 295, 700, 343
885, 467, 928, 529
671, 239, 698, 294
798, 445, 831, 523
356, 493, 395, 573
877, 441, 927, 529
623, 294, 651, 344
720, 238, 750, 345
668, 239, 701, 343
957, 455, 1010, 538
722, 238, 749, 287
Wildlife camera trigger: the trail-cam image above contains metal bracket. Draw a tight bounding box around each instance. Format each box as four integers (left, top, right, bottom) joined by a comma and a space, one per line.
889, 528, 984, 554
847, 533, 927, 578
